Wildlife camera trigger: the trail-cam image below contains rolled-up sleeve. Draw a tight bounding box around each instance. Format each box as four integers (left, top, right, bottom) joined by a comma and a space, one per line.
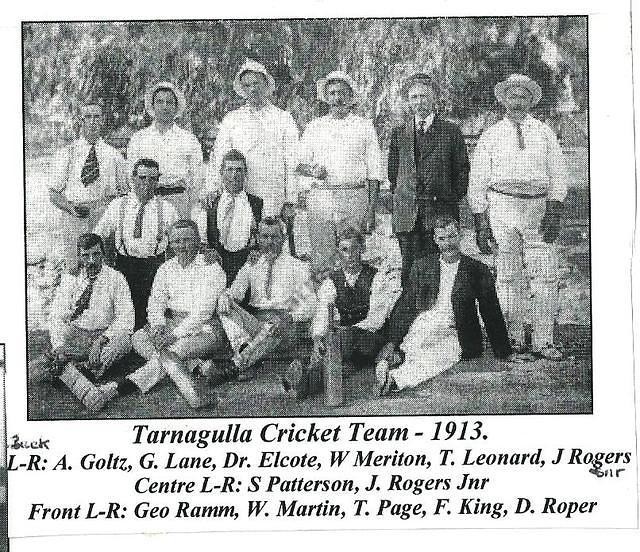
545, 128, 569, 203
147, 265, 169, 327
104, 272, 135, 339
48, 276, 74, 349
205, 117, 232, 195
364, 120, 383, 181
49, 146, 71, 193
284, 114, 300, 203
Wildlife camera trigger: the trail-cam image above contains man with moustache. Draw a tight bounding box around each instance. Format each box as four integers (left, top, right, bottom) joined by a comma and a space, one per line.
376, 215, 512, 395
216, 217, 315, 382
203, 60, 299, 217
43, 233, 134, 412
388, 73, 469, 286
49, 102, 127, 271
297, 71, 384, 270
127, 82, 204, 218
469, 74, 568, 360
94, 158, 178, 329
193, 149, 263, 284
91, 220, 228, 410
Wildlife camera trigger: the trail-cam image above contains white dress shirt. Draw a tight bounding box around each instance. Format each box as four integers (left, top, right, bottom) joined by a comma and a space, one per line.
229, 252, 314, 319
468, 115, 568, 213
147, 254, 226, 338
299, 113, 384, 188
127, 123, 204, 192
94, 193, 178, 258
414, 113, 435, 133
206, 104, 300, 216
216, 190, 254, 252
49, 265, 134, 349
49, 137, 126, 204
434, 258, 460, 325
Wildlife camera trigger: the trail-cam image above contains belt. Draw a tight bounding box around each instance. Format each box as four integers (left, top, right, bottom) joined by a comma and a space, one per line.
311, 182, 366, 190
489, 186, 547, 200
156, 186, 186, 196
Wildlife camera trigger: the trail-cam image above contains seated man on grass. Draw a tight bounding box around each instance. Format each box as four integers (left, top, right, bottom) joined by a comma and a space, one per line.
216, 217, 316, 383
376, 215, 514, 396
32, 233, 134, 412
90, 220, 228, 410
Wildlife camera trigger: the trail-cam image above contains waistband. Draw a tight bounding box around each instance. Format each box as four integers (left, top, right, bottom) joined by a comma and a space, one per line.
156, 186, 186, 196
311, 182, 367, 190
489, 186, 547, 200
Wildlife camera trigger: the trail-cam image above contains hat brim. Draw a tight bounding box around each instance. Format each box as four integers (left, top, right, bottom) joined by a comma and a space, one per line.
144, 82, 187, 119
316, 75, 360, 104
494, 79, 542, 107
233, 69, 276, 99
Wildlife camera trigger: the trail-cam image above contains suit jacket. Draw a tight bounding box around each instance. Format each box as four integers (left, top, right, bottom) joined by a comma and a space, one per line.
388, 115, 470, 233
387, 254, 512, 359
205, 192, 263, 252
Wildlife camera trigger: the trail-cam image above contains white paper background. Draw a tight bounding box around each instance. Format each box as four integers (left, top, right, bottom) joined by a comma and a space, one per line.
2, 0, 639, 549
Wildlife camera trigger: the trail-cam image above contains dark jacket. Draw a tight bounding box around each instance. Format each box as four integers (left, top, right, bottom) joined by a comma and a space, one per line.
387, 254, 512, 360
329, 264, 377, 326
205, 192, 263, 252
388, 115, 469, 233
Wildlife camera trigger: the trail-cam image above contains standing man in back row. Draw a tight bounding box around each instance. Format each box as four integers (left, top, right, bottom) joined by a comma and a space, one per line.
127, 82, 204, 218
297, 70, 383, 270
388, 73, 469, 286
204, 59, 299, 217
469, 74, 568, 360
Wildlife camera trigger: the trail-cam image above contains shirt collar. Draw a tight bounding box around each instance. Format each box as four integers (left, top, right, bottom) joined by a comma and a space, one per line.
151, 122, 177, 135
79, 136, 102, 149
220, 189, 247, 203
440, 256, 460, 268
415, 113, 435, 127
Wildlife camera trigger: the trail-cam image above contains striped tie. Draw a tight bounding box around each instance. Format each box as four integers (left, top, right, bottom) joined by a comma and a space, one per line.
513, 122, 526, 150
220, 196, 236, 249
80, 145, 100, 186
70, 276, 97, 321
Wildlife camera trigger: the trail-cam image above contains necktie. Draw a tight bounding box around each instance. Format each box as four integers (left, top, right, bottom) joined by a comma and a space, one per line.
513, 121, 526, 150
418, 120, 426, 135
80, 145, 100, 186
133, 200, 149, 239
220, 196, 236, 249
264, 258, 276, 300
70, 276, 97, 321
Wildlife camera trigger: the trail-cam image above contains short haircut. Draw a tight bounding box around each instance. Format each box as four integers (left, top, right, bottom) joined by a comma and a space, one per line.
220, 149, 248, 172
326, 79, 353, 95
433, 214, 460, 232
152, 86, 178, 105
404, 74, 439, 97
239, 69, 268, 84
259, 216, 285, 235
337, 226, 365, 246
132, 158, 160, 177
169, 219, 201, 241
77, 233, 105, 253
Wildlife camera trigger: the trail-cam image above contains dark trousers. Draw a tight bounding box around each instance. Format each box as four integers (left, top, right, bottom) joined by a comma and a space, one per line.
218, 247, 251, 286
340, 326, 386, 365
116, 253, 164, 330
397, 201, 438, 287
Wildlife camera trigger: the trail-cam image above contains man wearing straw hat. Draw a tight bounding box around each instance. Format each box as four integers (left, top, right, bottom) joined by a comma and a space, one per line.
49, 101, 127, 272
468, 74, 568, 360
204, 59, 299, 218
388, 73, 469, 287
127, 82, 204, 218
297, 70, 383, 270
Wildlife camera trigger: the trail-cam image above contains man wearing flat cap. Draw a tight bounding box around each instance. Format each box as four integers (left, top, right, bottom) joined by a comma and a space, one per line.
388, 73, 470, 287
204, 59, 300, 218
468, 74, 568, 360
297, 70, 384, 270
127, 82, 204, 218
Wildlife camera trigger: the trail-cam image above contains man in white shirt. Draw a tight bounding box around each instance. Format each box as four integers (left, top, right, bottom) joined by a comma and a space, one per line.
35, 233, 134, 412
91, 220, 227, 410
313, 227, 401, 367
49, 102, 127, 271
469, 74, 568, 360
192, 149, 263, 284
297, 71, 383, 270
203, 59, 299, 217
217, 217, 315, 381
94, 158, 178, 329
127, 82, 204, 218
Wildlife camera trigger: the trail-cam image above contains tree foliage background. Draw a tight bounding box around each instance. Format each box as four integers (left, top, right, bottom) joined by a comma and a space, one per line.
23, 17, 587, 154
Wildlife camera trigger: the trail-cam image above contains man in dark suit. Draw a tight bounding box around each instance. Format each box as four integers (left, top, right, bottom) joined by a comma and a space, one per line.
388, 73, 470, 286
201, 149, 263, 284
377, 215, 512, 395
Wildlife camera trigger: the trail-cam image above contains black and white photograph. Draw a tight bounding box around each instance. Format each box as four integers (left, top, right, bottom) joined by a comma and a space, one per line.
23, 17, 591, 420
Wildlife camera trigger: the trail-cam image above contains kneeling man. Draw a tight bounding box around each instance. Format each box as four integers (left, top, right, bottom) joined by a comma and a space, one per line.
94, 220, 227, 409
217, 217, 315, 381
377, 215, 513, 395
41, 233, 134, 412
